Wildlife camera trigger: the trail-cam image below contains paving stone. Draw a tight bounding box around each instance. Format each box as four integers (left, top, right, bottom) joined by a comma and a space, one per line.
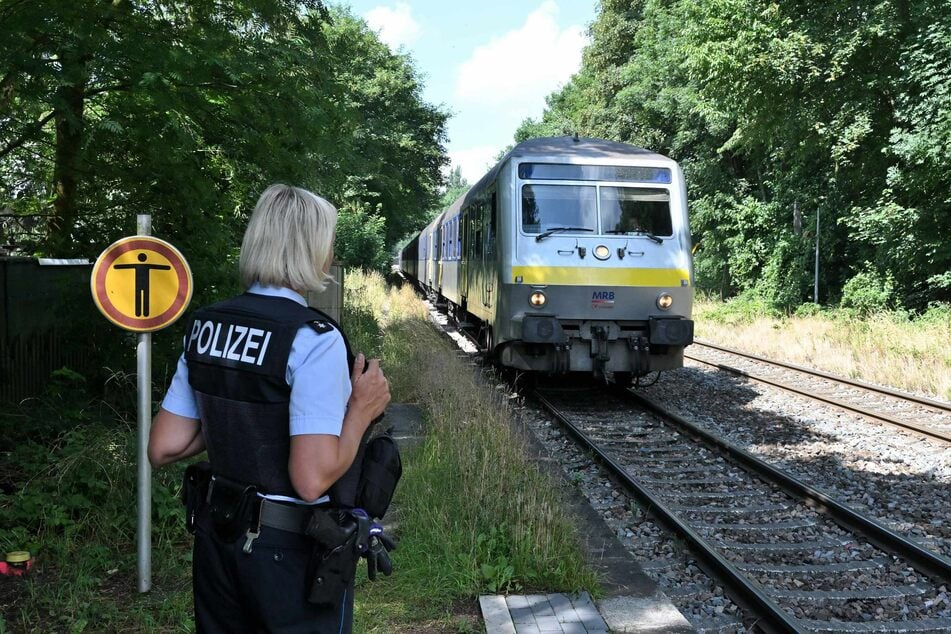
510, 606, 536, 625
534, 615, 561, 632
547, 593, 582, 623
479, 595, 516, 634
514, 624, 541, 634
506, 595, 530, 609
570, 593, 608, 631
560, 622, 587, 634
526, 594, 555, 617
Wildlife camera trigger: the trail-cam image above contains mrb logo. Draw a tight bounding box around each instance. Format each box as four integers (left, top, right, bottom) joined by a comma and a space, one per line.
591, 290, 615, 308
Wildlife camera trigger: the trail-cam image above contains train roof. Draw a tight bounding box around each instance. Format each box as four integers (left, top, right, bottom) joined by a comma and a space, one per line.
504, 136, 669, 162
437, 136, 675, 220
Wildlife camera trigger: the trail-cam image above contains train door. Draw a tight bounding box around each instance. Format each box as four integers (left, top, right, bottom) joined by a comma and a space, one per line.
460, 209, 469, 306
436, 224, 443, 291
481, 192, 496, 309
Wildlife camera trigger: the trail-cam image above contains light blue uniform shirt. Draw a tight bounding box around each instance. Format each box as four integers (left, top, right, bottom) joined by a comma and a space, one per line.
161, 284, 351, 436
161, 285, 351, 504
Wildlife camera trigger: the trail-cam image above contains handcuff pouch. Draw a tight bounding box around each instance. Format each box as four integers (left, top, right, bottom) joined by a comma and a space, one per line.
181, 461, 212, 534
207, 474, 259, 543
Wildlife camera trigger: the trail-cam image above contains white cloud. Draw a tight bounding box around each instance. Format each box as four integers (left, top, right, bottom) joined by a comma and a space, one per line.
449, 145, 500, 184
364, 3, 421, 50
454, 1, 585, 114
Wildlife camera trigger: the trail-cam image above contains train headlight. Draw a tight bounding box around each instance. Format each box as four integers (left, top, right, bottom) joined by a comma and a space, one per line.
529, 291, 547, 307
594, 245, 610, 260
656, 293, 673, 310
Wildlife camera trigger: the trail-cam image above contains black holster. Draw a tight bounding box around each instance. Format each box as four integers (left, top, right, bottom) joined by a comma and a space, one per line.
182, 461, 213, 534
207, 474, 259, 543
304, 509, 361, 607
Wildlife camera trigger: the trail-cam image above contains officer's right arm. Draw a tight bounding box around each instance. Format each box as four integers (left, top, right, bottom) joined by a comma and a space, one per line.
288, 353, 390, 502
148, 408, 205, 467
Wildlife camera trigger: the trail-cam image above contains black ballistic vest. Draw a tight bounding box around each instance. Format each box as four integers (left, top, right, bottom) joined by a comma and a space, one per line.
184, 292, 352, 497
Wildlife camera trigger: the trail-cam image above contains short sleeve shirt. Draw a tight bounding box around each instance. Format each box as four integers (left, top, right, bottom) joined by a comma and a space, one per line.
160, 285, 351, 437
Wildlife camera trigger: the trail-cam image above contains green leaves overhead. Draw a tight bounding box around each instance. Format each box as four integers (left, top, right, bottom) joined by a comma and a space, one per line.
1, 0, 447, 282
518, 0, 951, 310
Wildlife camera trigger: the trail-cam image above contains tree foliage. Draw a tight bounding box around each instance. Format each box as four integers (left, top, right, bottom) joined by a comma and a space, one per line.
0, 0, 447, 387
518, 0, 951, 311
0, 1, 447, 282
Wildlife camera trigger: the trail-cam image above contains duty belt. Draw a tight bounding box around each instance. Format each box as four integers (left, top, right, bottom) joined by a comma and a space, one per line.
257, 499, 313, 534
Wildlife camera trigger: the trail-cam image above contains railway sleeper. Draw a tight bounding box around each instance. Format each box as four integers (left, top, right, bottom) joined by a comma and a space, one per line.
671, 503, 791, 514
736, 557, 891, 574
800, 616, 951, 632
771, 583, 929, 601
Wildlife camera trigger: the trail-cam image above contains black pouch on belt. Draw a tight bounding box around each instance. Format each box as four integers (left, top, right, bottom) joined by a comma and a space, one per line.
356, 429, 402, 519
207, 475, 259, 543
181, 461, 212, 534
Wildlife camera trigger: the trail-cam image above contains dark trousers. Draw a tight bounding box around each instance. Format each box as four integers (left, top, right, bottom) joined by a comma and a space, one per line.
193, 518, 353, 634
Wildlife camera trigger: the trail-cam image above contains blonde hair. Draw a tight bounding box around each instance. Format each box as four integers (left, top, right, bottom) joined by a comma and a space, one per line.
239, 184, 338, 293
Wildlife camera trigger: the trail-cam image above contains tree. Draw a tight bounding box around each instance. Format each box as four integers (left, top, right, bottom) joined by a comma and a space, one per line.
321, 8, 448, 247
517, 0, 951, 310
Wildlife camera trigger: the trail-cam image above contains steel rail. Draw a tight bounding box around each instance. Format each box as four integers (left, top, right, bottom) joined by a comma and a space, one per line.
693, 340, 951, 413
685, 348, 951, 444
628, 390, 951, 586
533, 389, 806, 634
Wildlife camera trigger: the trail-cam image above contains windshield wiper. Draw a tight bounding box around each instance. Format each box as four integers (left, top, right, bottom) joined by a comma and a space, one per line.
604, 229, 664, 244
535, 227, 594, 242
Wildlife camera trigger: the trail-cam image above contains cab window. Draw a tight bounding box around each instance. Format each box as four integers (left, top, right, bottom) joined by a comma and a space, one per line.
521, 185, 597, 234
599, 187, 673, 237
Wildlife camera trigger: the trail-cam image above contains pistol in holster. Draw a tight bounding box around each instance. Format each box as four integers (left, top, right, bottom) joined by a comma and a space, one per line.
303, 509, 370, 607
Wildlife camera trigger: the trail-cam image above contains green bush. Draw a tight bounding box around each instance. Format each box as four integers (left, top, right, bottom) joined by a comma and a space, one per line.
699, 291, 783, 324
840, 267, 896, 315
794, 302, 823, 317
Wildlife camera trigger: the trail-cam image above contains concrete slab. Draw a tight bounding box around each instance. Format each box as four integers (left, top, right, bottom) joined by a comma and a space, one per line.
597, 595, 694, 634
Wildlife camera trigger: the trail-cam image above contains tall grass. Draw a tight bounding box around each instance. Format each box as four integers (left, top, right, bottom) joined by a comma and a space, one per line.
347, 270, 596, 632
695, 297, 951, 400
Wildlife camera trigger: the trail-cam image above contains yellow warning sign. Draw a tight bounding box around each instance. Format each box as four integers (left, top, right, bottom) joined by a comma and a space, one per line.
91, 236, 192, 332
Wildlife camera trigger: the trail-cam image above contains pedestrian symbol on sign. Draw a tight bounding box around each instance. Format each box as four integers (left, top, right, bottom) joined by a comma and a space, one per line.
112, 253, 172, 317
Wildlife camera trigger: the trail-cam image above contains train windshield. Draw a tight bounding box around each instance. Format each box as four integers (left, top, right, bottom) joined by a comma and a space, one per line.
599, 187, 673, 237
521, 185, 598, 234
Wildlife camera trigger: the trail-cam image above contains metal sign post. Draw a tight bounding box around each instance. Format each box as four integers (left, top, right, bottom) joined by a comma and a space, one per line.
136, 214, 152, 593
90, 216, 193, 594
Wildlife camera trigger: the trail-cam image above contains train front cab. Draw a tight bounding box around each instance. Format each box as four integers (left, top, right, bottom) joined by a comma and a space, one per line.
493, 158, 694, 379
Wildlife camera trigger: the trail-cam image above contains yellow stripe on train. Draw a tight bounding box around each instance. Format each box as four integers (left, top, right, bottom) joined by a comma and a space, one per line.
511, 266, 691, 287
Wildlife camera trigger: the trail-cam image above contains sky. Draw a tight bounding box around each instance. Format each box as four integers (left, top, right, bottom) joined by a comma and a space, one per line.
339, 0, 599, 185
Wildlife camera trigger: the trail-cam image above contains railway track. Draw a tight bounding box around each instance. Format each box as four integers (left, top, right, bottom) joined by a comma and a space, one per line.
686, 341, 951, 443
532, 384, 951, 633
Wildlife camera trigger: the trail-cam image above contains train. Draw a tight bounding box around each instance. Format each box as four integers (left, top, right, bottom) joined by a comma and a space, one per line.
399, 136, 694, 385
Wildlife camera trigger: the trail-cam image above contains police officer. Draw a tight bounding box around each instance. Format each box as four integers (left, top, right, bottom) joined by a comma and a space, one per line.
148, 184, 390, 633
